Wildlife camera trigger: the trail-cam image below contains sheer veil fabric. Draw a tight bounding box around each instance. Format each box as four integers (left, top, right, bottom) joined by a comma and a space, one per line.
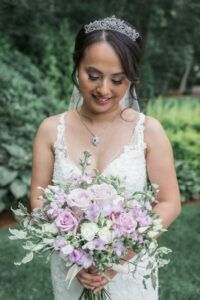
68, 84, 140, 112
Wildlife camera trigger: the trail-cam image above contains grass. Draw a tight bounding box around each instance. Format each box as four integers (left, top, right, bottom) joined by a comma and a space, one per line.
0, 205, 199, 300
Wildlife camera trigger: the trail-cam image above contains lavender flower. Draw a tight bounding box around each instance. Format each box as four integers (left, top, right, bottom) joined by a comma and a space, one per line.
69, 250, 84, 265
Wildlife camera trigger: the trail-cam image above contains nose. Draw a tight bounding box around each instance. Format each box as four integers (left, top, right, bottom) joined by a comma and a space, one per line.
96, 79, 111, 97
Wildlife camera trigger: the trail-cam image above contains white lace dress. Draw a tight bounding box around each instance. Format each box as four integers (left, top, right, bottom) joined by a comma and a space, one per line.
51, 112, 158, 300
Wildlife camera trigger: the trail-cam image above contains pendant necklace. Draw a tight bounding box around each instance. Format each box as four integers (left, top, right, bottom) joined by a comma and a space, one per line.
77, 109, 119, 146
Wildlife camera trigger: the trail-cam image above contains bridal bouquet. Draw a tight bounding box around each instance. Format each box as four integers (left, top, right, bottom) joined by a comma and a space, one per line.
10, 151, 171, 300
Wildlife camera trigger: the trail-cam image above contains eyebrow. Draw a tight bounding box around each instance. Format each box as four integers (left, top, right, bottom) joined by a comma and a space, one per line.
86, 66, 125, 76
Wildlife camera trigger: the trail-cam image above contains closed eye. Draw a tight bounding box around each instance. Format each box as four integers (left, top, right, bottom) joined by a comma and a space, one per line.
88, 75, 99, 81
88, 75, 123, 85
112, 80, 122, 85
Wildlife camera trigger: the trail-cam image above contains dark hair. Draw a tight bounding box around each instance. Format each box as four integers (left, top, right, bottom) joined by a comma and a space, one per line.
72, 18, 143, 105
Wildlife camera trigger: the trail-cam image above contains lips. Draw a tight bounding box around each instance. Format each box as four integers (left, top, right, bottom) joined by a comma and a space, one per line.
92, 95, 112, 105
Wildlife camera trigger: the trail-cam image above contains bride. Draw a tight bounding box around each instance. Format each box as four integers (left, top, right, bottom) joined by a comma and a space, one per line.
30, 16, 181, 300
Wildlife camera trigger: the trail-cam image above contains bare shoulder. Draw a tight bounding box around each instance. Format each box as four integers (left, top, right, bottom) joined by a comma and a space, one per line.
144, 115, 164, 133
144, 115, 171, 149
35, 113, 65, 147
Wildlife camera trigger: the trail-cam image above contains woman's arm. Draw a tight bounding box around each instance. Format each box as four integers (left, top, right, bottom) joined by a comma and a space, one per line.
145, 116, 181, 228
30, 116, 57, 210
92, 115, 182, 294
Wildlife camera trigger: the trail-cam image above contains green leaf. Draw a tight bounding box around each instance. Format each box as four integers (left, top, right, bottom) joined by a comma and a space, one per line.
10, 180, 27, 199
0, 166, 18, 186
2, 144, 26, 158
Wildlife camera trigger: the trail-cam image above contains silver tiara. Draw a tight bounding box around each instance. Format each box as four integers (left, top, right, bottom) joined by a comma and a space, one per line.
84, 16, 139, 42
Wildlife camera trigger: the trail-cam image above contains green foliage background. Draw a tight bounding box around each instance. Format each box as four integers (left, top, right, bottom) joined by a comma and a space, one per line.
0, 1, 199, 210
147, 97, 200, 202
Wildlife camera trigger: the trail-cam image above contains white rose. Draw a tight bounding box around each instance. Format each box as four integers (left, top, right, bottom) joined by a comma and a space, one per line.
42, 223, 58, 234
98, 227, 113, 244
81, 222, 98, 241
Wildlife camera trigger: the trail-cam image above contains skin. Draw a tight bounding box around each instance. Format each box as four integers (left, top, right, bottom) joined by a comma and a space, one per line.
30, 41, 181, 294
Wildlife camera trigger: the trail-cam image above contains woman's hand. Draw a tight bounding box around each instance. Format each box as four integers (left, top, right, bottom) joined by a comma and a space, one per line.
76, 268, 103, 290
92, 268, 117, 294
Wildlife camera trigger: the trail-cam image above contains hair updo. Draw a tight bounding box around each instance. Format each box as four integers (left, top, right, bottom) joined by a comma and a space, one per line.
71, 17, 143, 104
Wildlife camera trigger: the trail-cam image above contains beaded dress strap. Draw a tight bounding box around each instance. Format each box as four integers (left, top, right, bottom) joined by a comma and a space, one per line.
130, 113, 147, 149
54, 113, 66, 153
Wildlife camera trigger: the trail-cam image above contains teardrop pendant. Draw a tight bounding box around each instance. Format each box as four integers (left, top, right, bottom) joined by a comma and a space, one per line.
92, 135, 100, 146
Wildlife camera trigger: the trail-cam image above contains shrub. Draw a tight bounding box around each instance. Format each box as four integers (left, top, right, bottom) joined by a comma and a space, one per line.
41, 19, 74, 103
0, 38, 66, 212
175, 160, 200, 202
147, 97, 200, 201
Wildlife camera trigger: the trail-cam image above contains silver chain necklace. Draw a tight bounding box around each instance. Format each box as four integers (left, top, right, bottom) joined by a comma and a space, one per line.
77, 109, 119, 146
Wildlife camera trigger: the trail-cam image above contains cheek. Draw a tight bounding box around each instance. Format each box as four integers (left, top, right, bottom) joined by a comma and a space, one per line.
78, 73, 93, 92
117, 84, 129, 98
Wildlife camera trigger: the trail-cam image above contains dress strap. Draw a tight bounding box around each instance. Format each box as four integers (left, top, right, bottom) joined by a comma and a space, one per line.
54, 113, 66, 153
130, 112, 147, 150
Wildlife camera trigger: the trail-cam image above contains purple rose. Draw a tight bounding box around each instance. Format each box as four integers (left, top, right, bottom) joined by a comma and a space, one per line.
113, 212, 137, 236
55, 210, 78, 233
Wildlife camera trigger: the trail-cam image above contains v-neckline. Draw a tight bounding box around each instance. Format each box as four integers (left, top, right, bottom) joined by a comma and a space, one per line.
61, 112, 143, 176
65, 143, 135, 176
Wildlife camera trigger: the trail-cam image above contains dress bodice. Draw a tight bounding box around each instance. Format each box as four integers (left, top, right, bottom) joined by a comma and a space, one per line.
53, 112, 147, 193
51, 112, 159, 300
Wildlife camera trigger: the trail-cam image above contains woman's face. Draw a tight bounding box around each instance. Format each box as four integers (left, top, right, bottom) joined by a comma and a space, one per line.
77, 41, 130, 114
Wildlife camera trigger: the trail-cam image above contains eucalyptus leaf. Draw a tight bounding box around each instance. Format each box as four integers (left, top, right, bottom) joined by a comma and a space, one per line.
10, 180, 27, 199
0, 166, 18, 186
21, 251, 34, 264
9, 228, 27, 239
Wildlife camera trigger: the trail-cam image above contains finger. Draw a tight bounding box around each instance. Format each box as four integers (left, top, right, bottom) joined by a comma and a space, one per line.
78, 278, 103, 288
93, 286, 103, 294
77, 274, 103, 288
78, 272, 102, 283
93, 279, 108, 294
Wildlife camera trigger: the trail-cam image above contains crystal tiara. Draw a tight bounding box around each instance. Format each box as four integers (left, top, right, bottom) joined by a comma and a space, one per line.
84, 16, 139, 42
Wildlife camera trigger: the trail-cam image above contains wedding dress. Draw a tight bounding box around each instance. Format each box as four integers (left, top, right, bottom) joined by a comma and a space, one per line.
51, 112, 158, 300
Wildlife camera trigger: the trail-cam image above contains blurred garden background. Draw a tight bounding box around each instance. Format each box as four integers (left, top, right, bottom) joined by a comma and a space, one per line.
0, 0, 199, 299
